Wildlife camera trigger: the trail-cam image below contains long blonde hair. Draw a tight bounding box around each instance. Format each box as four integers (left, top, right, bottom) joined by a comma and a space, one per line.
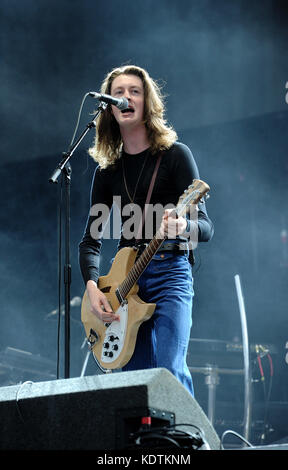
88, 65, 177, 168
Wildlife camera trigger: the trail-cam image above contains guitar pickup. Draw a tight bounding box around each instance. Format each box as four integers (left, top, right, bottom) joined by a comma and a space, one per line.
88, 328, 99, 349
115, 288, 125, 304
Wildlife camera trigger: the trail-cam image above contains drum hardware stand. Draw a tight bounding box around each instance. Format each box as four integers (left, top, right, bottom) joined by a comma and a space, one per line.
80, 336, 112, 376
234, 274, 252, 442
49, 101, 107, 379
189, 364, 244, 427
194, 275, 252, 439
204, 365, 220, 425
189, 276, 252, 440
80, 343, 91, 377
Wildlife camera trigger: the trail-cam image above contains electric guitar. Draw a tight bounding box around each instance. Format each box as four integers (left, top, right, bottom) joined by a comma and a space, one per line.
81, 179, 210, 371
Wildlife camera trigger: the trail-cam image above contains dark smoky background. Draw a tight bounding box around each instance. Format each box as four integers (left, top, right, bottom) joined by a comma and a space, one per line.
1, 0, 288, 442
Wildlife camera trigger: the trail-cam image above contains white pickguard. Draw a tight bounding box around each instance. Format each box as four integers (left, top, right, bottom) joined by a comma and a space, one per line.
100, 302, 128, 364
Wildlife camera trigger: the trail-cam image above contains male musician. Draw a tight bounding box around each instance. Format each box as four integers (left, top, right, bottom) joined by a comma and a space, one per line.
79, 65, 214, 396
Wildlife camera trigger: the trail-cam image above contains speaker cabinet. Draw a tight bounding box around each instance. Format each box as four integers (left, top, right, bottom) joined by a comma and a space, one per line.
0, 368, 220, 450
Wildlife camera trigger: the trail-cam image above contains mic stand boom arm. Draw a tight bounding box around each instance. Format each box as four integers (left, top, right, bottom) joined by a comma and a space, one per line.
49, 101, 107, 183
49, 101, 107, 379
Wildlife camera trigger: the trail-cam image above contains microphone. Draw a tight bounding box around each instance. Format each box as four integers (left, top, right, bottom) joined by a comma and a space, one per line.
89, 92, 129, 110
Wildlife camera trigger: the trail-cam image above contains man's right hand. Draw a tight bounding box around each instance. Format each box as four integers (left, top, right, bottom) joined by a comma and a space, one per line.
86, 280, 120, 323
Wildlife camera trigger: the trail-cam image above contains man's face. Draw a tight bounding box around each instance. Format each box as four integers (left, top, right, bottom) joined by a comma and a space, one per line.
110, 74, 145, 130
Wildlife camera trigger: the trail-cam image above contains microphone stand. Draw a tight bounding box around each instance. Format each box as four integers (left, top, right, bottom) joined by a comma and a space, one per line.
49, 101, 107, 379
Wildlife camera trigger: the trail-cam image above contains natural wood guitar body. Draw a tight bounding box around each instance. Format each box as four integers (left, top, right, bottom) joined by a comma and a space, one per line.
81, 247, 156, 370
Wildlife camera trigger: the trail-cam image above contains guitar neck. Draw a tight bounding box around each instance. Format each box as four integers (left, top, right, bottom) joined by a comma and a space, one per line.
116, 179, 210, 302
118, 231, 166, 300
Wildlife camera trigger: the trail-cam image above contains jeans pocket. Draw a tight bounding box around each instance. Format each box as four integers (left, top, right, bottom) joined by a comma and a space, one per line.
151, 252, 190, 274
152, 252, 175, 262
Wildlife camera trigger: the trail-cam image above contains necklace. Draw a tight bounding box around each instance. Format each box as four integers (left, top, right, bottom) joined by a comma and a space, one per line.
122, 151, 149, 204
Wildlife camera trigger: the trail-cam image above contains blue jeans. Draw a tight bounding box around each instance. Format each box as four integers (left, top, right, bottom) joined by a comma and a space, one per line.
122, 249, 194, 396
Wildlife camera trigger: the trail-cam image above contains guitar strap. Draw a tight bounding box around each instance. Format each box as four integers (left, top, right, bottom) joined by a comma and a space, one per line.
135, 151, 163, 243
134, 151, 195, 266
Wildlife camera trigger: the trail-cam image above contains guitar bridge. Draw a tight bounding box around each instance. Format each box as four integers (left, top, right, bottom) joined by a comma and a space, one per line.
87, 328, 99, 350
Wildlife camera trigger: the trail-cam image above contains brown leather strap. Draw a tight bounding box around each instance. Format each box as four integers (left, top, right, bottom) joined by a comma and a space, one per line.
135, 152, 163, 242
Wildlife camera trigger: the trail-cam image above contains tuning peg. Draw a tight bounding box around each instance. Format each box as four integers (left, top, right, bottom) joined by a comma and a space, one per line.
200, 194, 210, 203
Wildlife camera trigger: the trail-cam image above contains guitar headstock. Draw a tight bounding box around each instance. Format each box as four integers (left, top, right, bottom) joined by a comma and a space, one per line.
176, 179, 210, 216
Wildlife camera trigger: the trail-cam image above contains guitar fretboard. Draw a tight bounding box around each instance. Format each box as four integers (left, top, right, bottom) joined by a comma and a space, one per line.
118, 231, 166, 299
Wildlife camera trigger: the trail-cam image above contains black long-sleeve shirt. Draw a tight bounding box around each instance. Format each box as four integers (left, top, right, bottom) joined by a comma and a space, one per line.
79, 142, 214, 285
